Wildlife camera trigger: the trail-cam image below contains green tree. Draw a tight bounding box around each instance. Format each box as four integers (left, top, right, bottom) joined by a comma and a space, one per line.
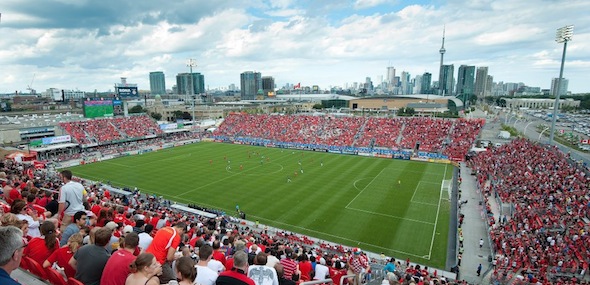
129, 105, 144, 113
312, 104, 323, 109
172, 110, 184, 120
150, 112, 162, 120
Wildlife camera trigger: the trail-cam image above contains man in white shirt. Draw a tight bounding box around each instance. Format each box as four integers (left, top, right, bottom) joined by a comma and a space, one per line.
195, 244, 218, 285
265, 249, 280, 268
138, 224, 154, 253
248, 252, 278, 285
313, 257, 330, 280
58, 170, 85, 232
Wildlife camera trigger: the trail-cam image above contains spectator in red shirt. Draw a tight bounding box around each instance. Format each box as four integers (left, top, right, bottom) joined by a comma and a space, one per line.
213, 240, 227, 267
279, 249, 297, 281
24, 220, 59, 265
43, 233, 83, 279
146, 222, 186, 284
297, 254, 312, 281
101, 232, 140, 285
37, 190, 52, 208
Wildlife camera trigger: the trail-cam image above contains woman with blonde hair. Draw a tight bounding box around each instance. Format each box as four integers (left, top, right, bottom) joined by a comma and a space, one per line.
125, 252, 161, 285
43, 233, 83, 279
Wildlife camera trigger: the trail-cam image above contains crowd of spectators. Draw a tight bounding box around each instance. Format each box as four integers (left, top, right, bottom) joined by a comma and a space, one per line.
214, 113, 483, 160
40, 131, 202, 163
0, 154, 471, 285
58, 115, 163, 145
469, 138, 590, 284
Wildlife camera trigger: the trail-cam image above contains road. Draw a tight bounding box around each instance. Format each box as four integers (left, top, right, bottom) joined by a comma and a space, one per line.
495, 109, 590, 166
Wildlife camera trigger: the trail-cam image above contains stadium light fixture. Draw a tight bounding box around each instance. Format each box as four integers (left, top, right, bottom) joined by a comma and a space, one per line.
187, 58, 197, 125
549, 25, 573, 144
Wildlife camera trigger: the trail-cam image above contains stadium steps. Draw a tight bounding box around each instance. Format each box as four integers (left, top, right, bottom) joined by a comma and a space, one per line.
351, 119, 369, 147
396, 123, 406, 145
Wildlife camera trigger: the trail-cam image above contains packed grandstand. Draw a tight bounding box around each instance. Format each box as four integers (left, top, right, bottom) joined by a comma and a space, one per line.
0, 113, 587, 285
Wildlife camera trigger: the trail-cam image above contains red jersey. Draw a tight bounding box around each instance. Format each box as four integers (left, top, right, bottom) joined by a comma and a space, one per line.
100, 249, 136, 285
146, 227, 180, 265
46, 246, 76, 278
24, 237, 58, 265
213, 250, 227, 267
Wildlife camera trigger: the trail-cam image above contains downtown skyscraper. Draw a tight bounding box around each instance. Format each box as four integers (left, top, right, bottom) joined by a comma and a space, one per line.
240, 71, 262, 100
149, 71, 166, 95
456, 65, 475, 96
474, 67, 489, 98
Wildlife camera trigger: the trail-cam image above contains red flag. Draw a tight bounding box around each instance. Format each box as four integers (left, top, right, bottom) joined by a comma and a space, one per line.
294, 82, 301, 89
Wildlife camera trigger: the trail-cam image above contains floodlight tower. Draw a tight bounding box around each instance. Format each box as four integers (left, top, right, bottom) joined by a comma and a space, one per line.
549, 25, 574, 144
187, 58, 197, 124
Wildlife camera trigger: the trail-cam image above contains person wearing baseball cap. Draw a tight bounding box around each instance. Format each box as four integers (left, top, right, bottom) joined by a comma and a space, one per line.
347, 248, 369, 284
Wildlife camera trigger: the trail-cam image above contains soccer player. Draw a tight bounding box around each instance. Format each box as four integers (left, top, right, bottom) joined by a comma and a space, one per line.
287, 177, 291, 183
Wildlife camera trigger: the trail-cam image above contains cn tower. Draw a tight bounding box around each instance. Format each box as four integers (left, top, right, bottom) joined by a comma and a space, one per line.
438, 26, 446, 95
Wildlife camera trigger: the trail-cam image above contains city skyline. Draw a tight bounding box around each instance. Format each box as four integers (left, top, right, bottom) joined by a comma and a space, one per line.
0, 0, 588, 94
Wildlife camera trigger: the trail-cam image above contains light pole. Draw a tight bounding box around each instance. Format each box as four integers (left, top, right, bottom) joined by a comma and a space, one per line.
187, 58, 197, 125
549, 25, 574, 144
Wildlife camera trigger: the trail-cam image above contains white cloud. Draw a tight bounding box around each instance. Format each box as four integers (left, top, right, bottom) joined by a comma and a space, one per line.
0, 0, 589, 93
353, 0, 398, 10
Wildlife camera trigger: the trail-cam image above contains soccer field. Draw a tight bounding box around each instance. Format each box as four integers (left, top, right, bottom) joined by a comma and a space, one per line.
68, 142, 453, 268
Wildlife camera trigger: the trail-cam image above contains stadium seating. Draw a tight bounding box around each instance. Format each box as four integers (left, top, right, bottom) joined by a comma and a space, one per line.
23, 256, 47, 280
58, 115, 162, 145
46, 267, 68, 285
67, 277, 84, 285
214, 113, 483, 160
469, 138, 590, 284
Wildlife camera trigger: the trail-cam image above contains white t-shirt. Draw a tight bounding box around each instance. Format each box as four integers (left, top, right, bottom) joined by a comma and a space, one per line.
16, 214, 41, 238
195, 265, 218, 285
138, 232, 154, 252
265, 255, 280, 268
248, 264, 279, 285
313, 264, 330, 280
59, 181, 85, 215
208, 259, 225, 273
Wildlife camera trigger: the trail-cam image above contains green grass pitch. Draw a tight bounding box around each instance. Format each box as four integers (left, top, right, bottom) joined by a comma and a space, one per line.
68, 142, 453, 268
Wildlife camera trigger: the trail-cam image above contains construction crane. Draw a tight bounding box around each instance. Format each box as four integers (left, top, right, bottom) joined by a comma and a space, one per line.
27, 73, 36, 95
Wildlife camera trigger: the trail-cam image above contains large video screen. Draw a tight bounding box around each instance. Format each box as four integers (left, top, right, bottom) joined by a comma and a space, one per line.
84, 100, 114, 118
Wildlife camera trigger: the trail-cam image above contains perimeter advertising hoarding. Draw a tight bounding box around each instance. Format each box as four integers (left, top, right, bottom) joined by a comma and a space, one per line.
116, 86, 139, 97
84, 100, 114, 118
42, 135, 71, 145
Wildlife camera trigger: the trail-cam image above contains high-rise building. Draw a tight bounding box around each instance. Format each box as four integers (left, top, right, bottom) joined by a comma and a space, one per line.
486, 75, 493, 96
386, 66, 395, 91
456, 65, 475, 96
440, 64, 454, 96
240, 71, 262, 100
414, 75, 422, 94
551, 78, 569, 96
401, 71, 411, 95
438, 27, 446, 95
365, 77, 373, 91
262, 76, 275, 97
474, 67, 488, 97
176, 72, 205, 96
421, 72, 432, 94
149, 71, 166, 95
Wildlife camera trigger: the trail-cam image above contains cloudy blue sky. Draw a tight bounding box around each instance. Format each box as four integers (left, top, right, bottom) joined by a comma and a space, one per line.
0, 0, 588, 94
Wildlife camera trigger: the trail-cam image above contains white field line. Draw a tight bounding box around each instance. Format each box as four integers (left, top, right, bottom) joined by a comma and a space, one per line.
247, 213, 431, 259
345, 168, 386, 208
427, 163, 447, 259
